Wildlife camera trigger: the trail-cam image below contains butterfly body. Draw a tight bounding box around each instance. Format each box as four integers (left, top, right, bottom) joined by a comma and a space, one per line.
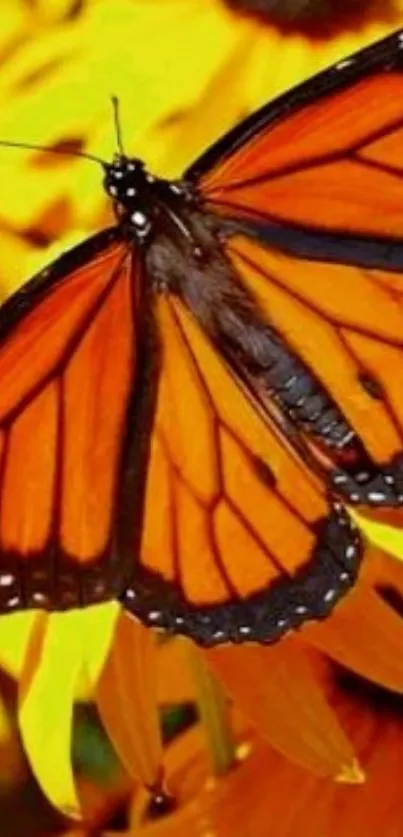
3, 30, 403, 643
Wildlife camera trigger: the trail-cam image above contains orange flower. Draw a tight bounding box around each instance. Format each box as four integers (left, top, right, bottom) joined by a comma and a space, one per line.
125, 661, 403, 837
198, 547, 403, 779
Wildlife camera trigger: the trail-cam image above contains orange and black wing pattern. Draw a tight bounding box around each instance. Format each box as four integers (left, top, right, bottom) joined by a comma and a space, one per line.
188, 30, 403, 244
2, 29, 403, 645
0, 228, 138, 613
184, 29, 403, 516
121, 291, 360, 646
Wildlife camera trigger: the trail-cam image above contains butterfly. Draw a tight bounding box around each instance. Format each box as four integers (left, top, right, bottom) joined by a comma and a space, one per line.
1, 29, 403, 647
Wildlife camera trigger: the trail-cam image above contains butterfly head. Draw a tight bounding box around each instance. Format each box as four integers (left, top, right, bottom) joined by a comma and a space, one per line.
103, 155, 155, 236
103, 155, 150, 199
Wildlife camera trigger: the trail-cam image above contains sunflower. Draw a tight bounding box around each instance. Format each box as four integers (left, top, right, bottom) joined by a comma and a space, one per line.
0, 0, 403, 826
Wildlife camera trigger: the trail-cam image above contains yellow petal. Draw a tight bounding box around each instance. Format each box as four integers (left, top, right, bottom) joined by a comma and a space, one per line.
18, 611, 83, 819
0, 611, 37, 678
79, 601, 120, 696
352, 510, 403, 563
206, 638, 357, 778
96, 613, 163, 791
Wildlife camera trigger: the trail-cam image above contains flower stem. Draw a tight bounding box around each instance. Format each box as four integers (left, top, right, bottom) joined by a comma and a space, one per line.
186, 641, 236, 776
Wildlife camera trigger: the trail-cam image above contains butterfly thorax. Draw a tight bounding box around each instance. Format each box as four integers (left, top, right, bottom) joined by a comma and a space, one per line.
103, 155, 203, 253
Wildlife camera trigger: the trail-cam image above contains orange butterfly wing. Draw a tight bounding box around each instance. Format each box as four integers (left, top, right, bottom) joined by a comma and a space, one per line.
190, 32, 403, 242
223, 235, 403, 510
121, 294, 360, 646
1, 31, 402, 641
0, 229, 138, 612
183, 30, 403, 514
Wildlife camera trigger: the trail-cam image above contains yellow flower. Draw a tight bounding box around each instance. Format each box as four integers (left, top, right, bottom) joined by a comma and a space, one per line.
1, 0, 403, 825
0, 607, 164, 819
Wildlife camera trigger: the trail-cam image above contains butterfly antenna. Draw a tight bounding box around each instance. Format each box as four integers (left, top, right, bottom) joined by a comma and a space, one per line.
0, 138, 105, 166
111, 96, 125, 156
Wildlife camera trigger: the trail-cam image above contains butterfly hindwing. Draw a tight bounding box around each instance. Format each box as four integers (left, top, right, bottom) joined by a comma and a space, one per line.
121, 292, 361, 646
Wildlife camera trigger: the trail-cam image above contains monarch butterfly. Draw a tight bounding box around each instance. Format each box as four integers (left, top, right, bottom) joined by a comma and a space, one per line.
1, 29, 403, 647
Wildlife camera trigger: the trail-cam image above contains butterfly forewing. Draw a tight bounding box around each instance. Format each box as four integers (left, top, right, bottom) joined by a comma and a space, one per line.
188, 30, 403, 246
0, 230, 139, 611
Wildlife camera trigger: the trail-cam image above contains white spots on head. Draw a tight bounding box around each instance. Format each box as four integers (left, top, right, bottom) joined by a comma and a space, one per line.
7, 597, 20, 609
0, 574, 14, 587
238, 625, 252, 636
147, 610, 162, 623
126, 187, 137, 197
113, 169, 124, 179
323, 588, 337, 604
146, 173, 155, 183
131, 210, 148, 227
109, 185, 118, 197
124, 588, 137, 600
